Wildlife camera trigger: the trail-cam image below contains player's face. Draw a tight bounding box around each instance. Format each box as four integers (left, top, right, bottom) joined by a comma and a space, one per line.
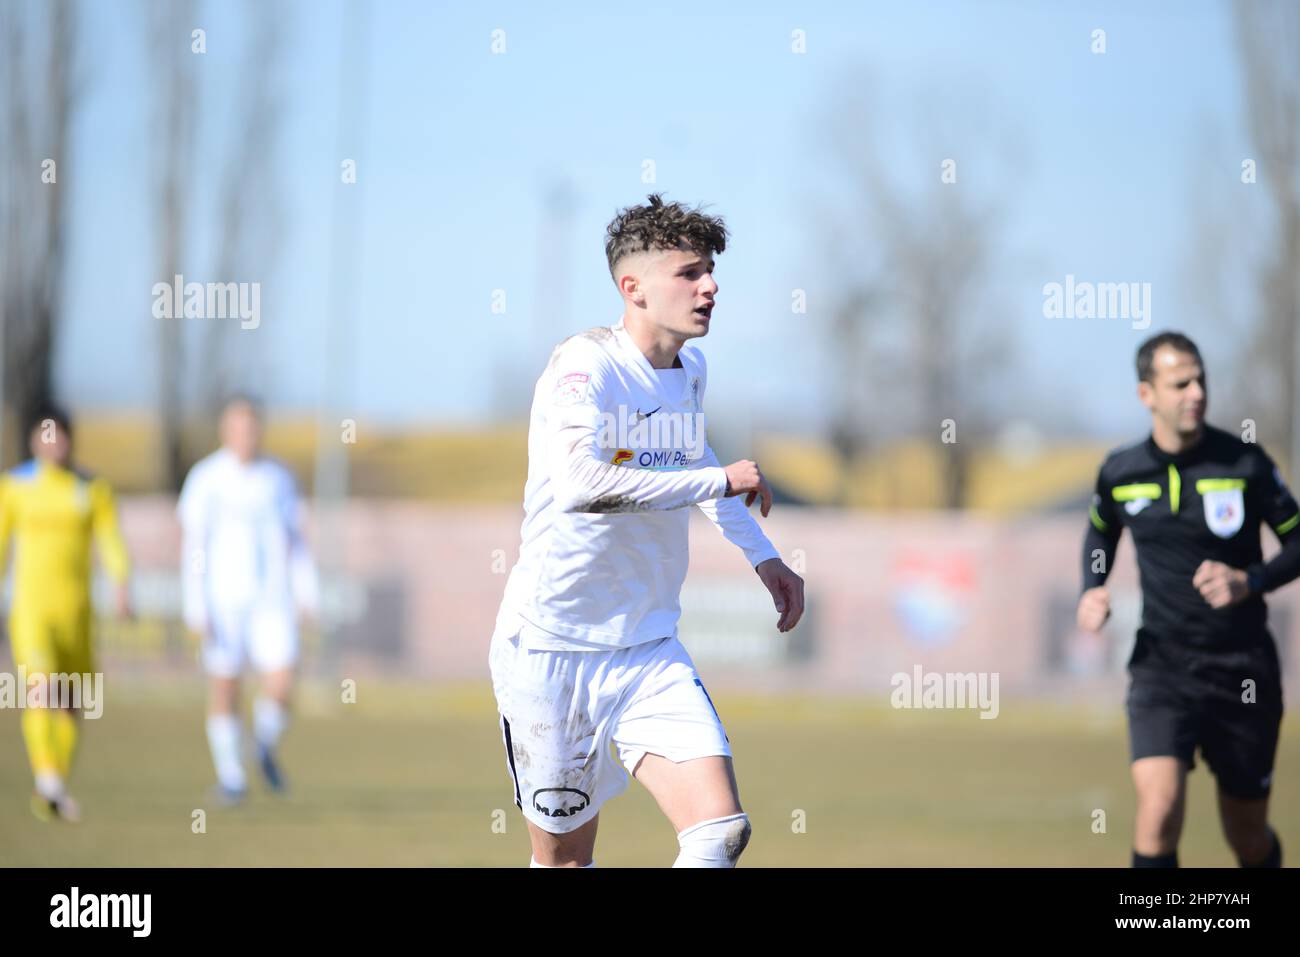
1139, 346, 1207, 436
29, 422, 71, 467
220, 403, 262, 462
639, 245, 717, 340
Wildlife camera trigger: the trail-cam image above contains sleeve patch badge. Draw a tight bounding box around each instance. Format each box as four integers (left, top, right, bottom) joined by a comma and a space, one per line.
553, 372, 591, 406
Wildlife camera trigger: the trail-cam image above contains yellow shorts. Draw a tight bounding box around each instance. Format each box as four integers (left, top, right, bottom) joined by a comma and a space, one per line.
8, 605, 94, 677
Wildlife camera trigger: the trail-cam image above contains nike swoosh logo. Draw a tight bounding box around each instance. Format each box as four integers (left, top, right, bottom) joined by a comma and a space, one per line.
636, 406, 661, 420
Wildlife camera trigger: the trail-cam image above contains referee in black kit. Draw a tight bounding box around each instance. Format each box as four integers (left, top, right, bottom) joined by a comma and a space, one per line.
1077, 331, 1300, 868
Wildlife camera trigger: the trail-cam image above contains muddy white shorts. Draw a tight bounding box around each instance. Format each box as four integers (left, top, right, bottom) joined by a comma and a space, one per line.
488, 628, 732, 834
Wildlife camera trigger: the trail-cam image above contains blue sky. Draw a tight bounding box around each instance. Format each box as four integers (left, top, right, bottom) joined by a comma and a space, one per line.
52, 0, 1264, 442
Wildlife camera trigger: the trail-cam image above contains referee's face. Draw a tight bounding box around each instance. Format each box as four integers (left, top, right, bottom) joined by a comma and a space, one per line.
1139, 346, 1206, 437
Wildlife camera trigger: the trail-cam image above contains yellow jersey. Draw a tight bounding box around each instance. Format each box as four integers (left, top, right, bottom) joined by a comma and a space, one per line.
0, 459, 130, 616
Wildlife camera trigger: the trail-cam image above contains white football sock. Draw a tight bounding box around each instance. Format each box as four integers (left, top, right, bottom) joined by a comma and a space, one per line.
206, 713, 247, 791
253, 697, 288, 750
35, 770, 65, 801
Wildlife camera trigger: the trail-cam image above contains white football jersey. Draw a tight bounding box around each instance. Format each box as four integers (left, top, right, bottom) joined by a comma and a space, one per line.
495, 321, 780, 651
177, 448, 319, 631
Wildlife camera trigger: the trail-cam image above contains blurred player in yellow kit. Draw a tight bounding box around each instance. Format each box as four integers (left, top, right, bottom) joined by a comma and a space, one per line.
0, 405, 133, 821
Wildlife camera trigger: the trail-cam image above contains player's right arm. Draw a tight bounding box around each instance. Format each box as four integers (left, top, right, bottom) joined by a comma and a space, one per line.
0, 475, 13, 580
1078, 460, 1123, 632
176, 462, 210, 636
546, 343, 729, 513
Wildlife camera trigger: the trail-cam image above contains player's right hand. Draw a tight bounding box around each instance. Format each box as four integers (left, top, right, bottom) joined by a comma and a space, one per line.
1076, 586, 1111, 633
723, 460, 773, 517
184, 616, 210, 644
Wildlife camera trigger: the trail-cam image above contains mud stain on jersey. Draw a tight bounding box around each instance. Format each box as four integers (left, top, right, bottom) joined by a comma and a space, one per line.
546, 326, 614, 371
579, 493, 652, 513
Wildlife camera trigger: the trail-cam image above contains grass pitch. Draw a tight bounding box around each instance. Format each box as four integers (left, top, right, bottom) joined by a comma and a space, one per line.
2, 678, 1296, 867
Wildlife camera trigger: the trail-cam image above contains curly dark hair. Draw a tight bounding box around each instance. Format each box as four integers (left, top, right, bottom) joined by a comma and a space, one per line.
604, 193, 728, 283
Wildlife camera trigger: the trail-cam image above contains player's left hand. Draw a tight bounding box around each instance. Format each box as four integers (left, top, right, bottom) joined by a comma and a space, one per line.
1192, 560, 1250, 609
115, 582, 135, 620
756, 558, 804, 633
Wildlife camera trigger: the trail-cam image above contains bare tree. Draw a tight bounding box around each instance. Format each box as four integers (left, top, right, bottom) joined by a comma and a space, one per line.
0, 0, 78, 464
145, 0, 287, 487
201, 0, 286, 417
1232, 0, 1300, 482
148, 0, 199, 491
812, 71, 1015, 508
490, 177, 580, 421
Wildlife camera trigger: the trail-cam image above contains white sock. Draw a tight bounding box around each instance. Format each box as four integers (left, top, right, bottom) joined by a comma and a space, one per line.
35, 770, 65, 801
530, 857, 596, 868
253, 697, 288, 751
206, 713, 247, 791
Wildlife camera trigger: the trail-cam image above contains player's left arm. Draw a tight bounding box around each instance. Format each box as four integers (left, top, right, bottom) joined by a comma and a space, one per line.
688, 352, 803, 631
1244, 452, 1300, 594
696, 442, 804, 632
1194, 451, 1300, 608
90, 478, 133, 618
279, 469, 320, 619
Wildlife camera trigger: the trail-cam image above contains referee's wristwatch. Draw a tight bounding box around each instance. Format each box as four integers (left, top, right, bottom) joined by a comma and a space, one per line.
1245, 565, 1267, 596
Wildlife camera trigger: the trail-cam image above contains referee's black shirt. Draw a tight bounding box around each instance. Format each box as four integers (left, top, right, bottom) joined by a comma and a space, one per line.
1082, 424, 1300, 660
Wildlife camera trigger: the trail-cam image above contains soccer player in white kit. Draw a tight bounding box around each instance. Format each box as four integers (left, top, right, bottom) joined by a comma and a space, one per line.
489, 194, 806, 867
178, 395, 319, 803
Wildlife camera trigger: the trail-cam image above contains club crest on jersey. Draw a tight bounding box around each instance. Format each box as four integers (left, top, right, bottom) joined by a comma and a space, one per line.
553, 372, 590, 406
1203, 488, 1245, 538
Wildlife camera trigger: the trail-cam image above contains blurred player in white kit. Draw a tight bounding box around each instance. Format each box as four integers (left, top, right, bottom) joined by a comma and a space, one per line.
178, 395, 319, 803
489, 194, 806, 867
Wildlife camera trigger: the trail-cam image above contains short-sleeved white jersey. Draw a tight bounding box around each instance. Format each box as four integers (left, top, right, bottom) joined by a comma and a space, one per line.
494, 321, 779, 651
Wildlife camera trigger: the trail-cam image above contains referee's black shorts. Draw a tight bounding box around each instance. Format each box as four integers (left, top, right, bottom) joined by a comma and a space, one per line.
1126, 638, 1284, 800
